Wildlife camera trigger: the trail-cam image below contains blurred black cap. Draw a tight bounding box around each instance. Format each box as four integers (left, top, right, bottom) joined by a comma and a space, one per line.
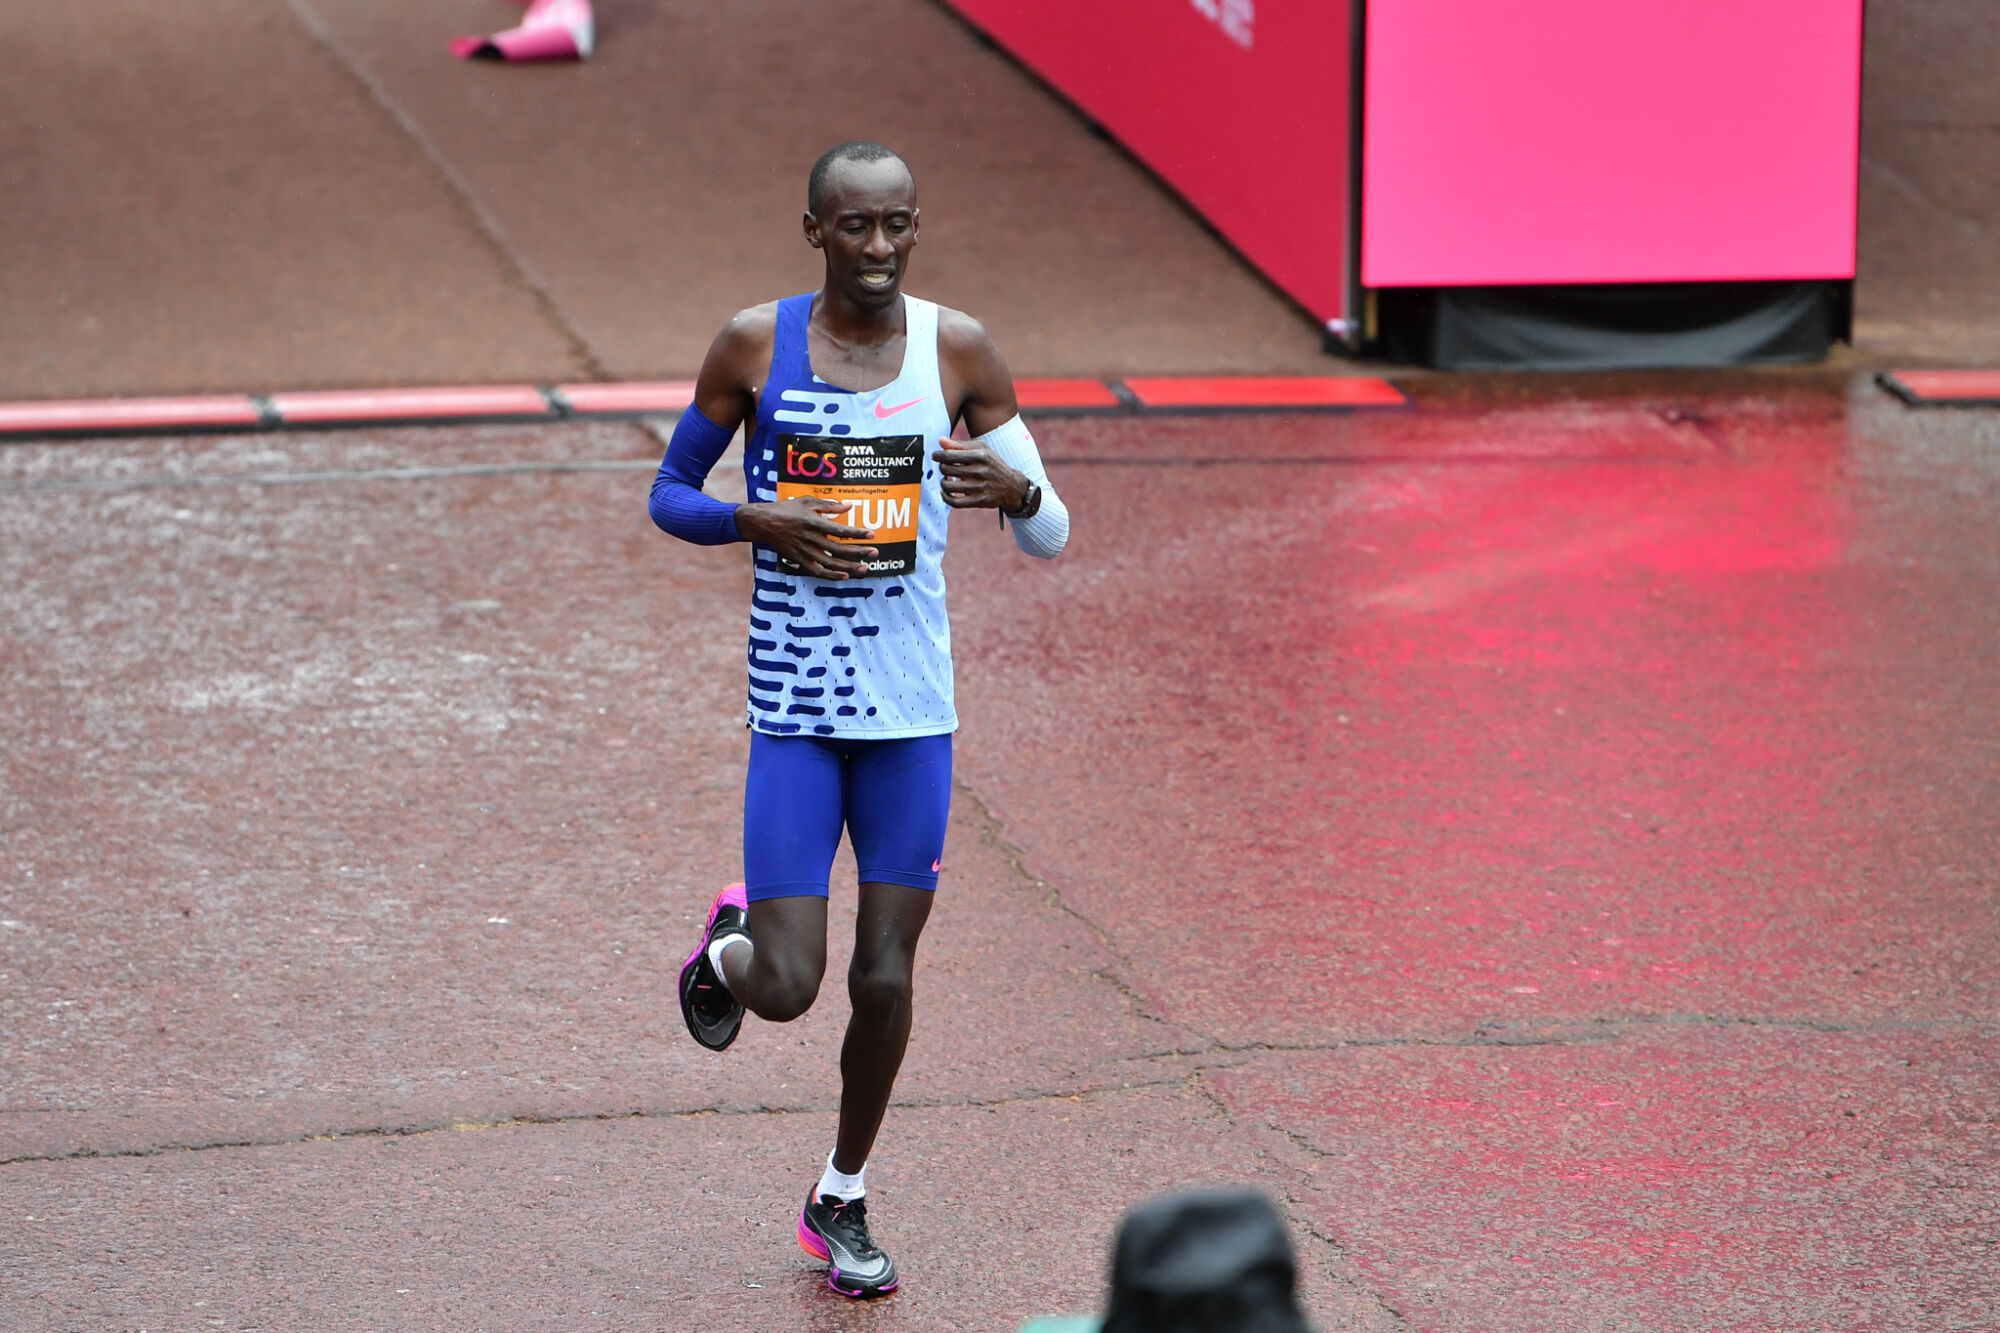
1101, 1189, 1313, 1333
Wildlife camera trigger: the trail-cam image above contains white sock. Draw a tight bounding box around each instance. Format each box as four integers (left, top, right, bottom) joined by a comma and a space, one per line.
705, 933, 747, 988
815, 1150, 866, 1202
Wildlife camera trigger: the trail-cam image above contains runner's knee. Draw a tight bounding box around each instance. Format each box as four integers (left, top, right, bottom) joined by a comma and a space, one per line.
743, 939, 824, 1022
750, 960, 822, 1022
847, 955, 914, 1018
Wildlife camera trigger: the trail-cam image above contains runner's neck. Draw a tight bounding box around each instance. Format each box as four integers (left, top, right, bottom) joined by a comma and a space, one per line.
812, 287, 907, 351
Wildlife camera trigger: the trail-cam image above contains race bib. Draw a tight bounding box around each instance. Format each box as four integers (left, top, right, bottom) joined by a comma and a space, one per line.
775, 434, 923, 578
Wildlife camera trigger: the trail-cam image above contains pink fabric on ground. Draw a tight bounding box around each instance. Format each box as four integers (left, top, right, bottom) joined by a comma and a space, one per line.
451, 0, 593, 62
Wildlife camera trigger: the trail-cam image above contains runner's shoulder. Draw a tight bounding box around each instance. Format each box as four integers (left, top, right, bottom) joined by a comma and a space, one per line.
716, 301, 783, 354
934, 304, 1010, 385
934, 304, 998, 357
703, 301, 783, 385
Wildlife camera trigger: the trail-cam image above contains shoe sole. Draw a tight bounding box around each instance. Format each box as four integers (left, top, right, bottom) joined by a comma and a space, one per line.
797, 1209, 899, 1298
678, 884, 746, 1051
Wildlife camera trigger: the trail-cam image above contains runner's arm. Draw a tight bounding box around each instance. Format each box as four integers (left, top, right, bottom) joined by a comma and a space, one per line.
649, 306, 880, 578
648, 406, 741, 544
648, 311, 765, 545
978, 415, 1069, 559
936, 310, 1070, 558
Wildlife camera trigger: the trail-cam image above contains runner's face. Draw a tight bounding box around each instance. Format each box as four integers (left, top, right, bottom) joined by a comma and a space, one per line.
807, 159, 919, 311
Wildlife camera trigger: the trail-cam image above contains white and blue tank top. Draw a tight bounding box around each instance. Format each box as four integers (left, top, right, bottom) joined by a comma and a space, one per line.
743, 293, 957, 738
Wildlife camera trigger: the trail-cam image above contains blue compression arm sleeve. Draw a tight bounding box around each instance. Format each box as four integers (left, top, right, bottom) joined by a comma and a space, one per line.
648, 405, 741, 545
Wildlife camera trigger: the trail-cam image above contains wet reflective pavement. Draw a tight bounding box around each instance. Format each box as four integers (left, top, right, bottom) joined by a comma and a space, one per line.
3, 383, 1995, 1330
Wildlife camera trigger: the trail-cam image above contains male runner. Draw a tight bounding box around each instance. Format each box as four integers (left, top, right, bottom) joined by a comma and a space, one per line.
648, 141, 1069, 1298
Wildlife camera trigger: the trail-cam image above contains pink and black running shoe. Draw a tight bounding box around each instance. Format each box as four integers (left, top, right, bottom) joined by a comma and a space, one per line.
798, 1189, 900, 1298
678, 883, 748, 1051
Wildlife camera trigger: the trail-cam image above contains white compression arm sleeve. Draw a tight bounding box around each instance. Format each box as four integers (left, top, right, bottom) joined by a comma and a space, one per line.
976, 414, 1069, 559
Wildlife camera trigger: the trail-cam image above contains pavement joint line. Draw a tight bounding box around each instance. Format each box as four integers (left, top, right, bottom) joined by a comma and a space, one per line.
1264, 1120, 1422, 1327
1137, 1014, 1968, 1059
1279, 1186, 1416, 1333
1181, 1061, 1422, 1326
6, 1018, 1977, 1168
0, 1079, 1191, 1170
1183, 1063, 1418, 1331
276, 0, 609, 380
951, 775, 1205, 1045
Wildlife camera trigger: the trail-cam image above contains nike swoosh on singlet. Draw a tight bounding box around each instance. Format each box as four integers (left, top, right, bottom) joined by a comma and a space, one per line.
873, 396, 926, 419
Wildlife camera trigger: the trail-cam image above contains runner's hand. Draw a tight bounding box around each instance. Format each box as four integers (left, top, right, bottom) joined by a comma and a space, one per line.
933, 438, 1029, 511
736, 497, 877, 580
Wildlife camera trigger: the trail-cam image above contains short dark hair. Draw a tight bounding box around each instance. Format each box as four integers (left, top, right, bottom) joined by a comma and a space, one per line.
807, 141, 911, 217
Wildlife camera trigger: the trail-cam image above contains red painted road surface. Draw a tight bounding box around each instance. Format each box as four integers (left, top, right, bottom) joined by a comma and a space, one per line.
2, 385, 1996, 1330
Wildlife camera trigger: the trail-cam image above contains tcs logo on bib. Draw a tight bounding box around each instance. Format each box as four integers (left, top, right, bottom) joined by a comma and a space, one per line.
785, 443, 841, 480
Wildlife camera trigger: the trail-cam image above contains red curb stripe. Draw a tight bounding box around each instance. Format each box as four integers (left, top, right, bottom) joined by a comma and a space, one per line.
1122, 376, 1406, 408
268, 385, 553, 423
1883, 370, 2000, 404
0, 395, 262, 434
555, 381, 697, 414
0, 375, 1418, 441
1014, 378, 1125, 410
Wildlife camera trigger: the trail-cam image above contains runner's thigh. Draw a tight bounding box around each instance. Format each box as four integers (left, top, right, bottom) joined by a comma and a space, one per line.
744, 732, 846, 902
844, 733, 952, 893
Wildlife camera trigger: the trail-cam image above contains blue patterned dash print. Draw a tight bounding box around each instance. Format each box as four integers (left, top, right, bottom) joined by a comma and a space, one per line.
752, 578, 804, 616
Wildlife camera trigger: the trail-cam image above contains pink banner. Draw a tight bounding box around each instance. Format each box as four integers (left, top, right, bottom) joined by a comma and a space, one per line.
1362, 0, 1863, 287
946, 0, 1356, 330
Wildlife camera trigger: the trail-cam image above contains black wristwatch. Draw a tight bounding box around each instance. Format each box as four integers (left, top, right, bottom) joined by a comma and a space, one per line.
1004, 480, 1043, 521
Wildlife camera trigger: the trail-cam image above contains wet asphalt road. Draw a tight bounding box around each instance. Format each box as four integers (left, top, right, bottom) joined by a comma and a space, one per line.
2, 383, 1996, 1330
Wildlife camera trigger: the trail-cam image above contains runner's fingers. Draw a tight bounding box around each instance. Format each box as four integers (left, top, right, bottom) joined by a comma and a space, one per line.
808, 516, 873, 538
811, 539, 875, 568
804, 554, 854, 579
941, 479, 997, 504
935, 455, 998, 479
